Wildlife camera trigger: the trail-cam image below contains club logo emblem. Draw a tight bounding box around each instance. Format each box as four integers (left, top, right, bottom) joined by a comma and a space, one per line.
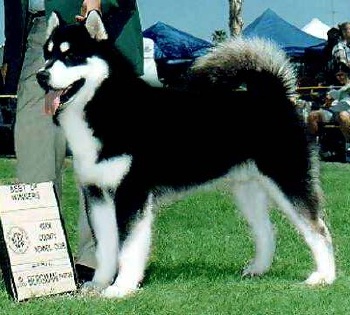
7, 227, 30, 254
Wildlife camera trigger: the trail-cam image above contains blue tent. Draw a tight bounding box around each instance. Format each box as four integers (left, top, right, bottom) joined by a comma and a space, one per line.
143, 22, 213, 61
243, 9, 326, 57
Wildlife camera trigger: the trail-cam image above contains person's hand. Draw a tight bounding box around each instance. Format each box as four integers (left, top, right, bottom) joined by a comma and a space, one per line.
324, 94, 334, 108
76, 0, 101, 22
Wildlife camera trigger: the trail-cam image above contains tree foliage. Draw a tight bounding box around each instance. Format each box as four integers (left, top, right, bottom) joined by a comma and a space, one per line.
211, 29, 228, 45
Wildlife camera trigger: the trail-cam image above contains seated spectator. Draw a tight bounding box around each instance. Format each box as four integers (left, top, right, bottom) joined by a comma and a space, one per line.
307, 64, 350, 142
323, 27, 342, 84
331, 22, 350, 69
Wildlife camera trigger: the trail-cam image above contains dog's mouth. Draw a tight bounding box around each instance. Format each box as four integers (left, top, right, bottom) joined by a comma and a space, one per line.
44, 79, 85, 115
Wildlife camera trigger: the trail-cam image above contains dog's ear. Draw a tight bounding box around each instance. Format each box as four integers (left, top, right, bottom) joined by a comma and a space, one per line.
46, 11, 62, 39
85, 10, 108, 41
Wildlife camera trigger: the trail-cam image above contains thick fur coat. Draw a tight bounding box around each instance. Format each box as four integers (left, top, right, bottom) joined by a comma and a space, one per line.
36, 11, 336, 298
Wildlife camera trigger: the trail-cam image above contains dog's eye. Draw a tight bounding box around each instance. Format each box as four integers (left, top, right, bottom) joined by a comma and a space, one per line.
65, 52, 73, 59
65, 52, 83, 63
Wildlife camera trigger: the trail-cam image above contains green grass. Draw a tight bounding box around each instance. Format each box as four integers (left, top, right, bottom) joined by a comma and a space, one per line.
1, 158, 350, 314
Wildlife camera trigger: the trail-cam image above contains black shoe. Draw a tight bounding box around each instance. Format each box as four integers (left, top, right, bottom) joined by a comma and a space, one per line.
75, 263, 95, 285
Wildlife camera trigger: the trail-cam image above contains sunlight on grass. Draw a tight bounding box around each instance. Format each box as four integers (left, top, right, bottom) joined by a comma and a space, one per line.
0, 158, 349, 314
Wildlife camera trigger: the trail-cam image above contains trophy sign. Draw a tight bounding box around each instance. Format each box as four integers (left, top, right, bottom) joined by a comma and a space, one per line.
0, 182, 77, 301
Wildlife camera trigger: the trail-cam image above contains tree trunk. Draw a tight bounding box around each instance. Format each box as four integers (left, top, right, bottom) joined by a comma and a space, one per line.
229, 0, 244, 37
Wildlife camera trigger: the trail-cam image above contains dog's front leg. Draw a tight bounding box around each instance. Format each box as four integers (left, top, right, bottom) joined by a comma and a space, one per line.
80, 185, 119, 294
102, 194, 154, 299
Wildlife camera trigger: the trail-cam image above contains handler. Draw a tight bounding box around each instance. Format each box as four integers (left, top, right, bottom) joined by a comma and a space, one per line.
2, 0, 144, 282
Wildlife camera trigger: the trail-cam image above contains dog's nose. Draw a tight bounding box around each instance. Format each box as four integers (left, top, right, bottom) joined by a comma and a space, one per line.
36, 70, 50, 88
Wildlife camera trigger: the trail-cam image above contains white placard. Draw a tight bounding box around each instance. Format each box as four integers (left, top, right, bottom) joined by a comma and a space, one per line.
0, 182, 77, 301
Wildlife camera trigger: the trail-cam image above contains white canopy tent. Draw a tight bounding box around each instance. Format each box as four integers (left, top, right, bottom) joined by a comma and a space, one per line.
302, 18, 331, 40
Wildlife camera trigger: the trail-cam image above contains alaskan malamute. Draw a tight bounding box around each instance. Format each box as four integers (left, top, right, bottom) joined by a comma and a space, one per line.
36, 10, 336, 298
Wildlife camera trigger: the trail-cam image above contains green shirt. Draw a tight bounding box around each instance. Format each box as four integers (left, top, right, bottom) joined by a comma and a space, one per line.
44, 0, 144, 76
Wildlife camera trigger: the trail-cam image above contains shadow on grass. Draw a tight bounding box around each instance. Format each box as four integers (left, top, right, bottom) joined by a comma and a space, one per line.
142, 260, 307, 285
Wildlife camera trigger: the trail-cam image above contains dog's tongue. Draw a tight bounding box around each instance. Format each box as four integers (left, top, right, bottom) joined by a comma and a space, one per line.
45, 90, 63, 115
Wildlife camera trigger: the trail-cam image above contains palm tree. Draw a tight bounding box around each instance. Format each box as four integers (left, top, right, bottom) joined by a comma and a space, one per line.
228, 0, 244, 37
212, 29, 228, 45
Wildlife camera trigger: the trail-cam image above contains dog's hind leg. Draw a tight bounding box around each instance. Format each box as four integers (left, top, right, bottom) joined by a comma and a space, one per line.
232, 176, 276, 276
302, 218, 335, 285
102, 194, 154, 298
262, 177, 336, 285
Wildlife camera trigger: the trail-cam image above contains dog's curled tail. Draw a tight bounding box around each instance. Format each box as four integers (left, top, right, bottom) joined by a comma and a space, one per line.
190, 36, 297, 96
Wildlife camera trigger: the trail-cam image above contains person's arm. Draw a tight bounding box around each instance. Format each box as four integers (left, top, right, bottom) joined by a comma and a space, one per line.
76, 0, 101, 21
76, 0, 137, 21
75, 0, 144, 77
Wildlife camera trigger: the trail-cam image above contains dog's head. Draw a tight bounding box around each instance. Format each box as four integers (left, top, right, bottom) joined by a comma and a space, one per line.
36, 10, 109, 115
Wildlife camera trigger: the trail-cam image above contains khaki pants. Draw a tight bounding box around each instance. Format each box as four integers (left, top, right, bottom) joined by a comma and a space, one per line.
14, 16, 96, 269
15, 17, 66, 196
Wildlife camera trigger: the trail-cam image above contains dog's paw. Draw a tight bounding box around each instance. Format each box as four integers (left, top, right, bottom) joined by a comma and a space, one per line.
304, 272, 335, 286
242, 262, 268, 277
101, 285, 139, 299
79, 281, 106, 296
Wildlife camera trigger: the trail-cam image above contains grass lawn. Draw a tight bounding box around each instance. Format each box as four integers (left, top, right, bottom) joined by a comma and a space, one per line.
0, 157, 350, 314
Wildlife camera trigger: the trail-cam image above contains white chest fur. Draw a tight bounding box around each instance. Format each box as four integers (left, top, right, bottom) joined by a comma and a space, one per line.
59, 103, 131, 189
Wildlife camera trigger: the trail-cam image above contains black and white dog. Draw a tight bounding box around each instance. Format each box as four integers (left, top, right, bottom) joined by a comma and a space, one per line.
36, 11, 336, 298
